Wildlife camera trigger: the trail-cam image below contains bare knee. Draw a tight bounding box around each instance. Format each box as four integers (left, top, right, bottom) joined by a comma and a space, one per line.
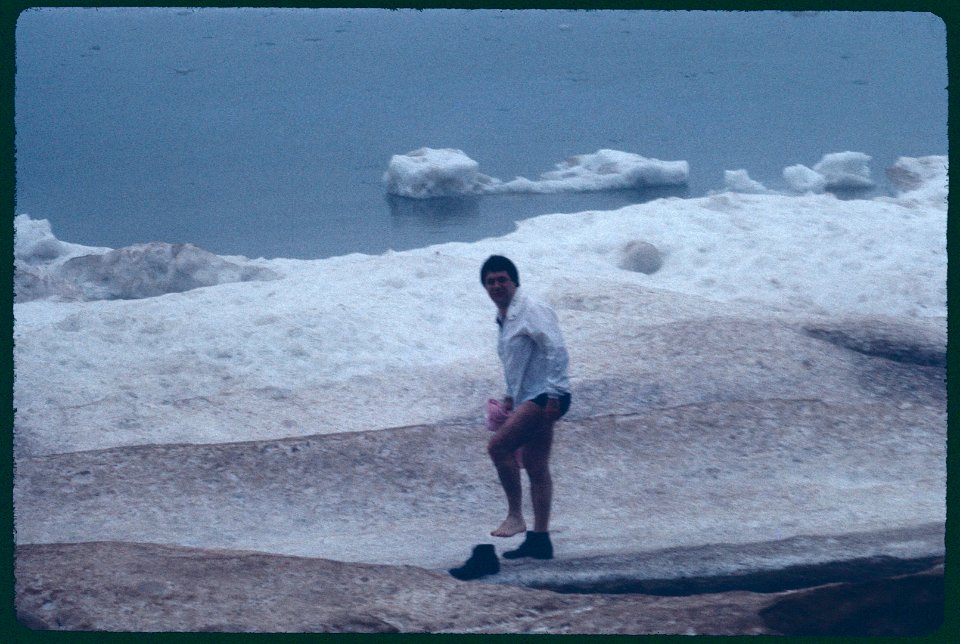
487, 438, 513, 464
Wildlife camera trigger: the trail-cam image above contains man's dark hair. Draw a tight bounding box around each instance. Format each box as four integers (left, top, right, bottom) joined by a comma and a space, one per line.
480, 255, 519, 286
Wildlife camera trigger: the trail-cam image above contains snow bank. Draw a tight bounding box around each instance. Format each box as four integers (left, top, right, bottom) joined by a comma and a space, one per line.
882, 155, 949, 208
11, 154, 945, 454
14, 215, 279, 302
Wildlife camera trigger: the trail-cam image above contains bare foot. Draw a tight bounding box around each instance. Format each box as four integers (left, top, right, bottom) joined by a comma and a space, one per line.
491, 515, 526, 537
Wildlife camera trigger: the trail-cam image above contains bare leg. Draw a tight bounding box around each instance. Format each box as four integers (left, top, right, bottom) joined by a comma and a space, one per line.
522, 416, 555, 533
490, 463, 524, 538
487, 401, 543, 537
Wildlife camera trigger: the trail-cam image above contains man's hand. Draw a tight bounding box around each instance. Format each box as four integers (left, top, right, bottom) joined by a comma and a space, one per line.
503, 396, 514, 413
544, 397, 561, 422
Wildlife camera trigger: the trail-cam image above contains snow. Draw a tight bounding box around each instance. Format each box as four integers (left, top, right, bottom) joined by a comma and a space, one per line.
12, 151, 947, 578
13, 152, 946, 452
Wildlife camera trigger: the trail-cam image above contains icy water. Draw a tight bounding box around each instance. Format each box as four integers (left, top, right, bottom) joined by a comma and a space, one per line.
14, 8, 947, 259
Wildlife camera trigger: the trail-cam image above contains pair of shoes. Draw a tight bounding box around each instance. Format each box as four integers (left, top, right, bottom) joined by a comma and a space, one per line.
449, 544, 500, 580
502, 531, 553, 560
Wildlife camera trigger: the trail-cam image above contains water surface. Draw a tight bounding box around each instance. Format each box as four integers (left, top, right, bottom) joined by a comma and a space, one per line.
15, 8, 947, 258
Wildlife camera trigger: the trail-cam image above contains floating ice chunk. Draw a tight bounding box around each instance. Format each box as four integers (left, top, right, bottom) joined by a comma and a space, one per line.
813, 151, 874, 189
383, 147, 688, 198
723, 169, 770, 194
544, 149, 688, 188
383, 147, 497, 198
783, 164, 828, 193
783, 151, 874, 193
495, 149, 688, 194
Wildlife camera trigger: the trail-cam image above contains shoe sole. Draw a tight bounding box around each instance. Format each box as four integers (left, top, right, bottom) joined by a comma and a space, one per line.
449, 569, 499, 580
502, 546, 553, 560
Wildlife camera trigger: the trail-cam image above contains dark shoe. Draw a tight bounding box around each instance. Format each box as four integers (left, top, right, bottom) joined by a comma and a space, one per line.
502, 531, 553, 560
449, 544, 500, 580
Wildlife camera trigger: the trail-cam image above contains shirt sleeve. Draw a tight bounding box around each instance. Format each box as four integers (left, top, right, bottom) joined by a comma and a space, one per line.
527, 302, 570, 396
499, 334, 528, 401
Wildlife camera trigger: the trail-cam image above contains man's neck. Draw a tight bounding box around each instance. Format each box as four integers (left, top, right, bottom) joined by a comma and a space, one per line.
497, 289, 517, 318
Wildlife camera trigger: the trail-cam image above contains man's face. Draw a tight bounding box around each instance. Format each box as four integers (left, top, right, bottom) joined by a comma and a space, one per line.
484, 270, 517, 310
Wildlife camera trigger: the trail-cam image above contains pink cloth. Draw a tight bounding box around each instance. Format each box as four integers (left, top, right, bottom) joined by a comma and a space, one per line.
485, 398, 510, 432
486, 399, 524, 468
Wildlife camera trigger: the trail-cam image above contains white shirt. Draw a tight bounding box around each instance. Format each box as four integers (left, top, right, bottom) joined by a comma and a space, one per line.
496, 288, 570, 403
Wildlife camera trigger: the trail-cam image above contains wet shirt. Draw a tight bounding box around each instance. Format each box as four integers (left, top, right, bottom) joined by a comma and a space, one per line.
496, 288, 570, 404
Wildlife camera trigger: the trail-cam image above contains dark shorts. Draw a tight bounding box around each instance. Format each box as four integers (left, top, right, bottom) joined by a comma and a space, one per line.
530, 392, 572, 418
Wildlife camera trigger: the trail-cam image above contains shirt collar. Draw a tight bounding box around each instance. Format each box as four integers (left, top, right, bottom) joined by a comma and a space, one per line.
496, 287, 524, 325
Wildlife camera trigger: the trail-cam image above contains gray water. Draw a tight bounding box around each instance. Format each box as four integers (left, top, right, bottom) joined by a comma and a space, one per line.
15, 8, 947, 259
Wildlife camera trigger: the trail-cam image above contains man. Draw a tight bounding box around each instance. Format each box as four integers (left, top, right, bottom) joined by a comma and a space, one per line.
481, 255, 571, 560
